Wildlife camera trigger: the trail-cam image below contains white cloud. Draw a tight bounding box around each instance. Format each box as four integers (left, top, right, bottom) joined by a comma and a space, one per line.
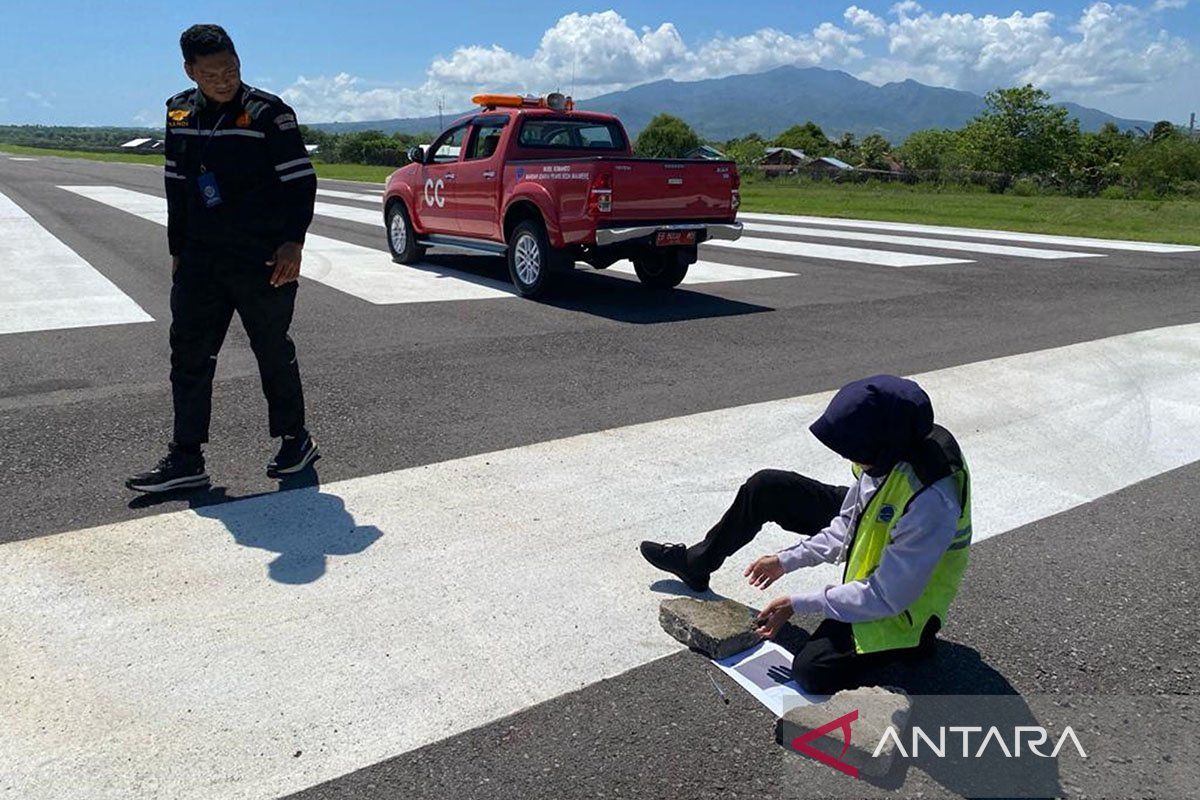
25, 91, 53, 109
280, 10, 865, 122
845, 6, 887, 37
861, 2, 1191, 98
278, 5, 1195, 123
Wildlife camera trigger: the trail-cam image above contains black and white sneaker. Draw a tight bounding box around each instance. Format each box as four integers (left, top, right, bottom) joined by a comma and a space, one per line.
126, 444, 210, 493
268, 431, 319, 477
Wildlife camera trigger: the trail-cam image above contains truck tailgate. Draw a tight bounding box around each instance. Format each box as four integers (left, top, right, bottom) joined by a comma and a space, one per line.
608, 160, 736, 221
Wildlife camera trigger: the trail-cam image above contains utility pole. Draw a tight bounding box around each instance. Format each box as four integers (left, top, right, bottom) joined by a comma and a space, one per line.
437, 96, 445, 132
1190, 112, 1196, 140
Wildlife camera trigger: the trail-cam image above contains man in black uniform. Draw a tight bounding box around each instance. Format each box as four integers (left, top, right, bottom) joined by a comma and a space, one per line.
127, 24, 319, 492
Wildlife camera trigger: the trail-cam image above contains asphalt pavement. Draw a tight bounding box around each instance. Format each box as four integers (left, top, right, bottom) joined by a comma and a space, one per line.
1, 153, 1198, 799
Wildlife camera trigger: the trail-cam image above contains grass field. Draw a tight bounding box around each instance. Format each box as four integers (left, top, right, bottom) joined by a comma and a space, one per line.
4, 143, 1197, 244
740, 180, 1200, 245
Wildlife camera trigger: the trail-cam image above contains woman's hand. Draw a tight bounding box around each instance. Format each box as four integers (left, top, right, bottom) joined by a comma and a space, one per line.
754, 596, 794, 640
744, 554, 784, 590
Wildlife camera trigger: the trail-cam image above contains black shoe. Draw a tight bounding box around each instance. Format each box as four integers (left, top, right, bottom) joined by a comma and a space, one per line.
639, 541, 711, 592
126, 444, 210, 493
268, 431, 319, 477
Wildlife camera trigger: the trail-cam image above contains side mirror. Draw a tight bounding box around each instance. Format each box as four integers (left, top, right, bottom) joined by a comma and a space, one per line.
406, 146, 425, 165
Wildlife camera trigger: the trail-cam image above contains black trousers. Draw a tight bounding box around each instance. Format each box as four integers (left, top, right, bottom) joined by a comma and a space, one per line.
687, 469, 937, 694
170, 253, 305, 446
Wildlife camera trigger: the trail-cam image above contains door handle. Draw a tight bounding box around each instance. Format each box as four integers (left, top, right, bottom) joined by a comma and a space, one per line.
444, 173, 456, 180
482, 170, 496, 179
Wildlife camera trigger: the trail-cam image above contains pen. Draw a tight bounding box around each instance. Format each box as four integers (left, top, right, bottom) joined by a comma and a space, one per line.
708, 672, 729, 705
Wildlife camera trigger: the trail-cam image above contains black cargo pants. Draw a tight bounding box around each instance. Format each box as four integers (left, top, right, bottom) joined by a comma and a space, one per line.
169, 252, 305, 446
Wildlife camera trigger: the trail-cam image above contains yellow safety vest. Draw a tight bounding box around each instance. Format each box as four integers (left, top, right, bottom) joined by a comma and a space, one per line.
843, 429, 972, 654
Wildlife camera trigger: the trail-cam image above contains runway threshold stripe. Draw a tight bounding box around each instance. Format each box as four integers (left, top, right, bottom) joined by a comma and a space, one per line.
0, 190, 152, 335
58, 186, 514, 304
310, 202, 795, 283
317, 188, 383, 204
743, 221, 1104, 260
737, 212, 1200, 254
3, 323, 1199, 799
707, 234, 973, 267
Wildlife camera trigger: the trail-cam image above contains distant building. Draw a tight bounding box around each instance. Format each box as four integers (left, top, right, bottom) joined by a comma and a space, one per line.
760, 147, 807, 175
806, 156, 853, 174
304, 144, 320, 155
684, 144, 727, 160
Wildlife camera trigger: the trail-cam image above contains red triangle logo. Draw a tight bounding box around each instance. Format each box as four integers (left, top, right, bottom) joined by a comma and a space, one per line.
790, 709, 860, 779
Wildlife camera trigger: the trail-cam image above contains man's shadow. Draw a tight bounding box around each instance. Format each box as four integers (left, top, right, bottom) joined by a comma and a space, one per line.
133, 467, 381, 584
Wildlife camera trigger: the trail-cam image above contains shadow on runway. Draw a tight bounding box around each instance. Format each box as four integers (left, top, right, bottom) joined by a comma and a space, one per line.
129, 467, 381, 584
777, 628, 1064, 798
425, 253, 775, 324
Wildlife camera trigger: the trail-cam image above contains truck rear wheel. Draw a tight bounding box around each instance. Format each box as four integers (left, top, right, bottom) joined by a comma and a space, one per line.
386, 201, 425, 264
507, 220, 557, 298
633, 252, 689, 289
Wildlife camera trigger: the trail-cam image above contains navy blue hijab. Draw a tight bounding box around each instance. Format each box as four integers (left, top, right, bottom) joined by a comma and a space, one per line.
809, 375, 935, 473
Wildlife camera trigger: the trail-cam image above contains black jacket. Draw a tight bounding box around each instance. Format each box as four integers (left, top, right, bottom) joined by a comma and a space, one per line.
164, 84, 316, 261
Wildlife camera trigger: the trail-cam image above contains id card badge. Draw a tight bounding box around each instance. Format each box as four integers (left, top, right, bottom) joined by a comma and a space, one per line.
197, 171, 223, 208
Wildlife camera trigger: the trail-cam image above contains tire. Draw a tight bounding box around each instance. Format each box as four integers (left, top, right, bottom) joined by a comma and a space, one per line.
386, 201, 424, 264
633, 251, 689, 289
506, 220, 557, 298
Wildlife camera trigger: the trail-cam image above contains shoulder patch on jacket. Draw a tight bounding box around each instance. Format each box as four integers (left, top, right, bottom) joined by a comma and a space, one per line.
273, 112, 298, 131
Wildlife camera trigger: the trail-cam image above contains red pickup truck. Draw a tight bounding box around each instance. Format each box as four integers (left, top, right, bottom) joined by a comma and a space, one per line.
382, 94, 742, 298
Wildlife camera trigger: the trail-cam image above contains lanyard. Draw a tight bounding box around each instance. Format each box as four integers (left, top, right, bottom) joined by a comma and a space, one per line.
196, 111, 227, 172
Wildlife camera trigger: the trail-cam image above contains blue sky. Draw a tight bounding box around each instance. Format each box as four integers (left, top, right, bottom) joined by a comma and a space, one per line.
0, 1, 1195, 127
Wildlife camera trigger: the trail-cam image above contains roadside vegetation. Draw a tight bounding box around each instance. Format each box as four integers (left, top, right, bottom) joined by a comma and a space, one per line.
5, 83, 1198, 243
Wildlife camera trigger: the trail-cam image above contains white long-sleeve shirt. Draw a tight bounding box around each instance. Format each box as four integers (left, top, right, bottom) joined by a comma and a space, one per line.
778, 471, 961, 623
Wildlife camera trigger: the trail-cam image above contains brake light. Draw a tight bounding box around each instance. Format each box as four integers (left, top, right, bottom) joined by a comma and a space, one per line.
731, 189, 741, 211
588, 171, 613, 216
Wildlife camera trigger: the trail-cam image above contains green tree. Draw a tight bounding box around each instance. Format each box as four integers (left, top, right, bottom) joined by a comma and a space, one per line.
858, 133, 892, 170
897, 129, 961, 172
634, 114, 702, 158
1149, 120, 1179, 142
771, 121, 832, 156
1121, 135, 1200, 195
957, 85, 1080, 176
726, 137, 767, 166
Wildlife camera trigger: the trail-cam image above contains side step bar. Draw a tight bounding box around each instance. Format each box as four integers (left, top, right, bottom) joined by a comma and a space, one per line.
418, 235, 507, 256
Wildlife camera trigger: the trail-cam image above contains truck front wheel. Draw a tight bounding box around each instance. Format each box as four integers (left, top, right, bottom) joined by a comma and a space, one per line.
507, 220, 558, 298
386, 201, 425, 264
633, 252, 689, 289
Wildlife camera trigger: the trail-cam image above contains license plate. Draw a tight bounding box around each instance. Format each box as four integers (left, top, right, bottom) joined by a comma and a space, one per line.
655, 230, 696, 246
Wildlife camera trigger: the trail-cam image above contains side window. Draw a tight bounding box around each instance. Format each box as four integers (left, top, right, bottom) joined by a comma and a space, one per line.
431, 125, 467, 163
466, 123, 506, 161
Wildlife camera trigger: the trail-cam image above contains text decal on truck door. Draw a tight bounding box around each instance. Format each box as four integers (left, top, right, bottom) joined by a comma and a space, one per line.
424, 178, 445, 208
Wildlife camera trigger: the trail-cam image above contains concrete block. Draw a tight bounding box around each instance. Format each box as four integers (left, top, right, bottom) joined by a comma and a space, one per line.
775, 686, 911, 777
658, 597, 760, 660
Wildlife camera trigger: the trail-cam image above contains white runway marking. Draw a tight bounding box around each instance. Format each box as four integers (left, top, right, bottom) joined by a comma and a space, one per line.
744, 221, 1104, 260
6, 156, 39, 161
708, 233, 972, 267
313, 200, 383, 226
606, 259, 794, 284
317, 188, 383, 204
737, 212, 1200, 254
3, 323, 1199, 799
59, 186, 514, 304
0, 190, 152, 335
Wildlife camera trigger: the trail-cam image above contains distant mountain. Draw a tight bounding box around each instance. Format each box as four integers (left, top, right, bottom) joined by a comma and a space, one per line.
309, 66, 1154, 142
